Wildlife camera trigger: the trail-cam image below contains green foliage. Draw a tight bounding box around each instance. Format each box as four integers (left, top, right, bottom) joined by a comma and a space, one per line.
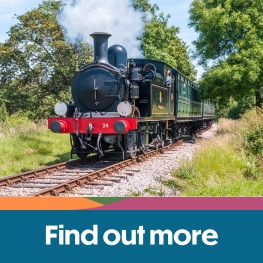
0, 103, 8, 122
0, 112, 33, 135
231, 110, 263, 181
161, 179, 183, 190
128, 190, 142, 196
132, 0, 158, 14
244, 128, 263, 156
0, 0, 93, 120
143, 185, 165, 196
128, 185, 166, 196
215, 96, 254, 120
172, 162, 195, 180
189, 0, 263, 105
240, 111, 263, 158
133, 0, 196, 80
242, 155, 262, 181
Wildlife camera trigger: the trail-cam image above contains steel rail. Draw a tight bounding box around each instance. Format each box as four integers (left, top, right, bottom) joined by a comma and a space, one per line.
0, 159, 81, 188
31, 139, 186, 197
31, 158, 136, 196
0, 125, 213, 197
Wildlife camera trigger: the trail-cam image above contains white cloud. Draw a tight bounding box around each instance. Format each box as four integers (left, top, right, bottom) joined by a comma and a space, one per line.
59, 0, 148, 58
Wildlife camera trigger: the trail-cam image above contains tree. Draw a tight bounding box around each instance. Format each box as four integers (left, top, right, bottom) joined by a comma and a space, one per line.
0, 0, 93, 119
214, 94, 255, 120
188, 0, 263, 106
133, 0, 196, 80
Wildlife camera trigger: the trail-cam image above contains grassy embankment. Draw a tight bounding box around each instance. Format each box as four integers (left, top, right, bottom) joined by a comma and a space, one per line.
0, 115, 74, 177
2, 109, 263, 196
163, 109, 263, 196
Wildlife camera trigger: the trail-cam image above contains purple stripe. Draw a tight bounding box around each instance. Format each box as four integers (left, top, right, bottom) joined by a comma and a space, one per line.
91, 197, 263, 210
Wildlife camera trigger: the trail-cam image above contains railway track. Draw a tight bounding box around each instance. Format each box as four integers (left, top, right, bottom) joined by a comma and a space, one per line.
0, 126, 212, 197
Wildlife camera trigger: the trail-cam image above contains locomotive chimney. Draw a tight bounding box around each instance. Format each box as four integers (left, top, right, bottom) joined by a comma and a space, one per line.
90, 32, 111, 64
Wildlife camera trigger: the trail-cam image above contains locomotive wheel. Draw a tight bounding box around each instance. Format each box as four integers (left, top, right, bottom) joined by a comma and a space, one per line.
125, 130, 137, 158
156, 122, 165, 148
139, 125, 148, 154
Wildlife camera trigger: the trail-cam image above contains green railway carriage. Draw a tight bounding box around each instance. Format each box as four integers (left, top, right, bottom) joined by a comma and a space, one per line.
203, 100, 215, 119
132, 58, 214, 124
175, 72, 202, 119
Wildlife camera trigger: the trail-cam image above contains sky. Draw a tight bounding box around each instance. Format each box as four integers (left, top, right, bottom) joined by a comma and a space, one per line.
0, 0, 203, 78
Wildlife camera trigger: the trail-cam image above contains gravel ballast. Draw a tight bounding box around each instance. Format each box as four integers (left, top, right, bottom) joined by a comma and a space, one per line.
63, 124, 218, 197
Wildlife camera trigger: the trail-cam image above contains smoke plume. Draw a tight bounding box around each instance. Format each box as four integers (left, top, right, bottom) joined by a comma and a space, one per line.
58, 0, 147, 58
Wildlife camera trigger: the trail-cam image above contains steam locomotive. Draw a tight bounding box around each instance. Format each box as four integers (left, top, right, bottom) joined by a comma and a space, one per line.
48, 32, 214, 160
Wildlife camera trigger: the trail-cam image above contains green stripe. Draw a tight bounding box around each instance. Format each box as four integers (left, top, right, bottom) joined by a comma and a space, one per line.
85, 197, 127, 205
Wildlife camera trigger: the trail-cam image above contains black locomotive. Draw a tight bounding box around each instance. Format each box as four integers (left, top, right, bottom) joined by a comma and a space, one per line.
48, 32, 214, 159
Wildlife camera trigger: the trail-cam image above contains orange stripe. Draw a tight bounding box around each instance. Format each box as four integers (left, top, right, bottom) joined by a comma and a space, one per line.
0, 197, 103, 210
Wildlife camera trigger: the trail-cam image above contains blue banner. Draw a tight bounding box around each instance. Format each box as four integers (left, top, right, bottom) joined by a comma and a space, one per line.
0, 210, 262, 262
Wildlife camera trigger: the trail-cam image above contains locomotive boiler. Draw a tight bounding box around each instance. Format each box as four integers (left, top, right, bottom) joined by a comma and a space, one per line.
48, 32, 214, 160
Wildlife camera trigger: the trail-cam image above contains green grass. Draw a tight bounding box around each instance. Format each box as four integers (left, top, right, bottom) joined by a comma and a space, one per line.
128, 186, 166, 197
0, 116, 74, 177
143, 185, 166, 196
166, 110, 263, 196
172, 142, 263, 196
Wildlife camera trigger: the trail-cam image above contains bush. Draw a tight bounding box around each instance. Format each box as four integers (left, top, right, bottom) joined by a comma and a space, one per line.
167, 108, 263, 196
231, 108, 263, 157
0, 103, 8, 122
